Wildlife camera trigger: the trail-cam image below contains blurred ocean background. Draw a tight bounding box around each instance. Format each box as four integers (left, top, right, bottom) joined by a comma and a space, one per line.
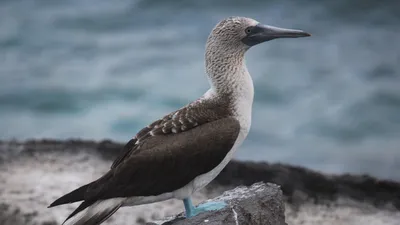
0, 0, 399, 180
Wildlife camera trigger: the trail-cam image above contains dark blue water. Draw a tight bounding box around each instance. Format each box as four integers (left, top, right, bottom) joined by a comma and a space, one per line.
1, 0, 400, 180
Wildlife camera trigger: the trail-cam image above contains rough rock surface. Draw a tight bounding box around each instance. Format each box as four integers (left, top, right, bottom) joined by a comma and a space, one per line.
214, 161, 400, 210
148, 182, 286, 225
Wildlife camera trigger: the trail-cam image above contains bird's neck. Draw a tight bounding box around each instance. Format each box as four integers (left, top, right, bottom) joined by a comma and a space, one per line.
205, 47, 254, 103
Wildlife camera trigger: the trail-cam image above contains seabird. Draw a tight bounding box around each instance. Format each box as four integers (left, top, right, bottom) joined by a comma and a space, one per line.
49, 16, 310, 225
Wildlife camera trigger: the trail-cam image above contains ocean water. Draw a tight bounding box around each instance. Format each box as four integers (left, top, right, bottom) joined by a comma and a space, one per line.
1, 0, 400, 180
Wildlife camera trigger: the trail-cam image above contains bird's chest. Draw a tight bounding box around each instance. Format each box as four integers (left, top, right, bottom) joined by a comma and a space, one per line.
191, 100, 252, 189
174, 90, 253, 199
232, 94, 253, 137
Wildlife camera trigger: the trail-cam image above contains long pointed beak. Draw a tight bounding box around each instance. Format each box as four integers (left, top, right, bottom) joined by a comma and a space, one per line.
242, 23, 310, 46
260, 24, 311, 39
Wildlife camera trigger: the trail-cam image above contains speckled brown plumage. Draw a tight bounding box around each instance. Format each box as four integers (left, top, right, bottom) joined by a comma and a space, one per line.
87, 117, 240, 199
56, 117, 240, 222
111, 95, 235, 169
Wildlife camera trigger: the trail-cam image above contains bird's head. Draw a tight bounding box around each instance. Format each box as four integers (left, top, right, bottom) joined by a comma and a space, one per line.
207, 17, 310, 52
205, 17, 310, 93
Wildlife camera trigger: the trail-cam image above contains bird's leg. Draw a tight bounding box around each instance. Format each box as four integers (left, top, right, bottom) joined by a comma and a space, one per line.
183, 198, 196, 218
183, 197, 227, 218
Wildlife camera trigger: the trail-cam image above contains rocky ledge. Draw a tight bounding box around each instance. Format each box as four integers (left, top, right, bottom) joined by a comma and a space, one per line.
148, 182, 285, 225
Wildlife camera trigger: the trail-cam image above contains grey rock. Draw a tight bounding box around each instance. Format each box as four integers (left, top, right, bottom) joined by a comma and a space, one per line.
148, 182, 286, 225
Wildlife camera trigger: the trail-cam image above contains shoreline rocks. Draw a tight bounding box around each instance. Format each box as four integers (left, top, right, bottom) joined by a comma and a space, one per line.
1, 139, 400, 225
2, 139, 399, 209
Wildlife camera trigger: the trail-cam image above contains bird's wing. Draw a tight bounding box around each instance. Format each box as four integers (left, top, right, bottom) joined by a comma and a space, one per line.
111, 101, 231, 169
49, 100, 234, 209
86, 116, 240, 201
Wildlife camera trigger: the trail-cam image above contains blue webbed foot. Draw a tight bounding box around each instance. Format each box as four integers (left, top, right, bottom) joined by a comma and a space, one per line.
183, 198, 227, 218
193, 201, 227, 215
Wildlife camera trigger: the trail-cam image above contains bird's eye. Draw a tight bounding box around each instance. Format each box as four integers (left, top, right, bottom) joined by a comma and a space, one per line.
245, 27, 252, 34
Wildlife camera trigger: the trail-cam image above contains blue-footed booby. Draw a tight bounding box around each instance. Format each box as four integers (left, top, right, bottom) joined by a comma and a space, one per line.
48, 17, 310, 225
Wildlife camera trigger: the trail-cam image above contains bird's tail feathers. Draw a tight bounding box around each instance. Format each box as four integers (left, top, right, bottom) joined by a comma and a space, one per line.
48, 182, 93, 208
63, 198, 125, 225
